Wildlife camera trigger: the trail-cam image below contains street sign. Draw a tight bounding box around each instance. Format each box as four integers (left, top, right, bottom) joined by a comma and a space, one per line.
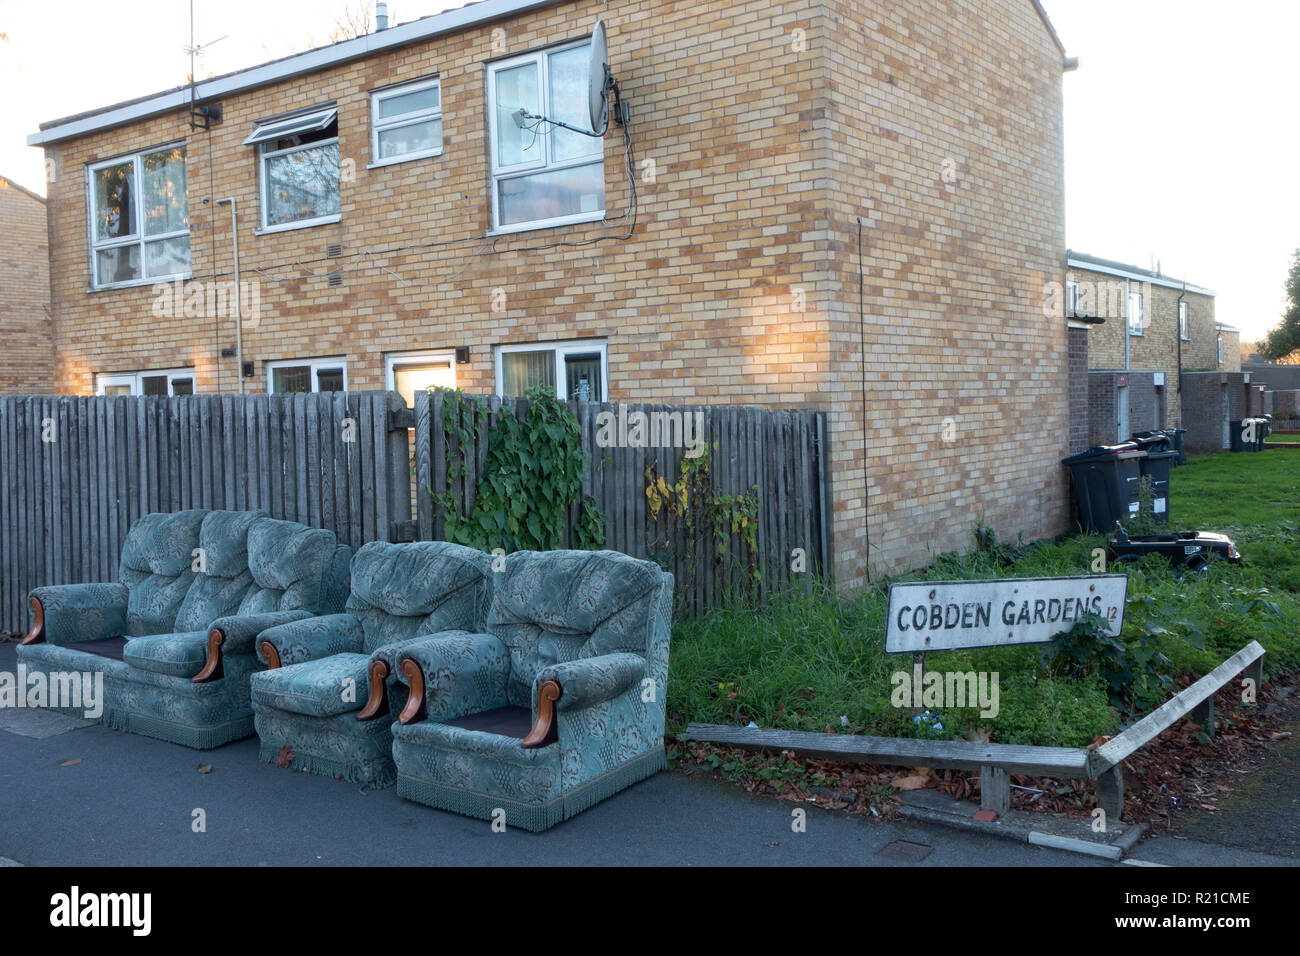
884, 575, 1128, 654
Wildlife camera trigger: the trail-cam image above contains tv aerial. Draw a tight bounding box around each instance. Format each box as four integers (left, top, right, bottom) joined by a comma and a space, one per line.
513, 19, 627, 137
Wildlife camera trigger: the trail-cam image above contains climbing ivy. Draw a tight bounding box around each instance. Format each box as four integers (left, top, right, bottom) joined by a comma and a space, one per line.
645, 443, 760, 598
431, 386, 605, 553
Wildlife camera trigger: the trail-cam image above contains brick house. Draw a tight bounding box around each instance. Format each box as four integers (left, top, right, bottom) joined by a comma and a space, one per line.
28, 0, 1072, 584
0, 175, 53, 394
1066, 251, 1221, 444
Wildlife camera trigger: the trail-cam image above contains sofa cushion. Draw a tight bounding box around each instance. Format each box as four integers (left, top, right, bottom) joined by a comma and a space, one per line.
239, 519, 339, 615
123, 631, 212, 678
118, 510, 208, 635
172, 510, 268, 631
346, 541, 492, 653
250, 653, 370, 718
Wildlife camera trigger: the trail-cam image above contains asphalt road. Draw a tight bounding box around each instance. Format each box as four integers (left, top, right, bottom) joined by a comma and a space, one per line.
0, 641, 1291, 867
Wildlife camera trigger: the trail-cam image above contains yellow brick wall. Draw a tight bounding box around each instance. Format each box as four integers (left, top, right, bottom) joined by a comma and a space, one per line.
40, 0, 1069, 582
820, 0, 1069, 583
0, 176, 53, 394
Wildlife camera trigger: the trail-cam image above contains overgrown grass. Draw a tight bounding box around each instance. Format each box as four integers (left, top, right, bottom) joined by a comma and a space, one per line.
668, 451, 1300, 748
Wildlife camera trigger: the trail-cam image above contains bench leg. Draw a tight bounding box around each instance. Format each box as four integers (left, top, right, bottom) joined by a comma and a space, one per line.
1096, 764, 1124, 823
1192, 697, 1215, 739
980, 765, 1010, 815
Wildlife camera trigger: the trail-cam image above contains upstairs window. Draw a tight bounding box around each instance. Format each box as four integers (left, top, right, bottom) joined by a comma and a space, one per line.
1127, 291, 1144, 335
88, 144, 189, 288
487, 40, 605, 233
245, 107, 341, 231
371, 78, 443, 166
1217, 336, 1224, 366
1066, 280, 1080, 317
1179, 301, 1190, 340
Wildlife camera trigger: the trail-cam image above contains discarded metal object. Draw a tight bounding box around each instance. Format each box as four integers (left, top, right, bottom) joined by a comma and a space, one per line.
1108, 523, 1240, 573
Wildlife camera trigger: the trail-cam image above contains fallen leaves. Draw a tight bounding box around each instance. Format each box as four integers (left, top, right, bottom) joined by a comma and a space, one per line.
891, 773, 929, 791
196, 763, 212, 774
275, 745, 295, 768
58, 759, 81, 767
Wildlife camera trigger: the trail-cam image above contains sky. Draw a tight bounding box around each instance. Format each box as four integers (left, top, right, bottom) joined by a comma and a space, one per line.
1, 0, 1296, 342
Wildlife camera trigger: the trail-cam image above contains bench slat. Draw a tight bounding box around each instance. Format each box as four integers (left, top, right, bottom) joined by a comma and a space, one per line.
684, 723, 1090, 777
1088, 640, 1265, 775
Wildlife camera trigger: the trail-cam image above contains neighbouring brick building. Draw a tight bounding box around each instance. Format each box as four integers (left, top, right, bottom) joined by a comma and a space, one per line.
29, 0, 1072, 584
1067, 251, 1226, 445
0, 175, 53, 394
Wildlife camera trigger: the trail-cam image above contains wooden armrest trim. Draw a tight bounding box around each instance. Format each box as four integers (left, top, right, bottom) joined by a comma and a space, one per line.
521, 680, 562, 749
260, 640, 282, 670
397, 659, 426, 725
192, 629, 225, 683
21, 596, 45, 645
357, 660, 390, 722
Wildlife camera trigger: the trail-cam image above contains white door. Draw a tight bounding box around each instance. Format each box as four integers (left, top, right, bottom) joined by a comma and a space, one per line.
387, 352, 457, 408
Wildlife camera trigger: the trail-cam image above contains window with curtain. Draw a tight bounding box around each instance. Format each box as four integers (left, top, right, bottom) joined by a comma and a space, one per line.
89, 145, 189, 287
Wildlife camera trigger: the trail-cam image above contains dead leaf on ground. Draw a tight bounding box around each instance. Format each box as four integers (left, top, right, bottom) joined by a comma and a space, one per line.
59, 759, 81, 767
275, 745, 294, 768
891, 773, 929, 791
196, 763, 212, 774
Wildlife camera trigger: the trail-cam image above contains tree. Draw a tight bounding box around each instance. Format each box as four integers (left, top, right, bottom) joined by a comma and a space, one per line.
1260, 250, 1300, 362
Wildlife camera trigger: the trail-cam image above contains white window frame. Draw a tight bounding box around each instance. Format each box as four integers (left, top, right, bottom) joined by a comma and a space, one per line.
1066, 280, 1079, 316
96, 368, 196, 396
86, 143, 190, 290
1127, 291, 1144, 336
1217, 336, 1224, 366
495, 340, 608, 401
266, 358, 349, 394
251, 107, 342, 234
1179, 301, 1190, 341
486, 39, 606, 235
384, 350, 457, 396
369, 78, 443, 168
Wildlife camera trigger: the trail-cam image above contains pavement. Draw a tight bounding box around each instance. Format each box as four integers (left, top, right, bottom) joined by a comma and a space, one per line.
0, 640, 1294, 867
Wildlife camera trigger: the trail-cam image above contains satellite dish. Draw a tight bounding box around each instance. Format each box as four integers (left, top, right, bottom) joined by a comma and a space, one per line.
588, 20, 611, 134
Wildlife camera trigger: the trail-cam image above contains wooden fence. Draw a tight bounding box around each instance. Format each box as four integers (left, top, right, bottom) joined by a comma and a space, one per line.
408, 392, 831, 615
0, 391, 829, 633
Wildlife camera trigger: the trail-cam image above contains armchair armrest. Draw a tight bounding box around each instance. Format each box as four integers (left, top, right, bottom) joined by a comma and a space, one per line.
536, 653, 646, 711
23, 584, 129, 646
191, 610, 314, 683
394, 632, 509, 726
253, 614, 365, 670
521, 653, 647, 749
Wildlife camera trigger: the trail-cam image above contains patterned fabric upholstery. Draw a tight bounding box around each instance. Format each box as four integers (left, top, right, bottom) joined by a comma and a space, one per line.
118, 510, 208, 635
391, 550, 673, 831
17, 509, 353, 750
249, 540, 493, 787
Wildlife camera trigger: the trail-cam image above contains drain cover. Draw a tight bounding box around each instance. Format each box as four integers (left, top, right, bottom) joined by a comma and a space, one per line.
876, 840, 933, 863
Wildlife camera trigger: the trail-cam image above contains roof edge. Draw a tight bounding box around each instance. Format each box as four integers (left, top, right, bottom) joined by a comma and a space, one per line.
1030, 0, 1067, 56
29, 0, 567, 147
0, 173, 47, 204
1067, 252, 1215, 297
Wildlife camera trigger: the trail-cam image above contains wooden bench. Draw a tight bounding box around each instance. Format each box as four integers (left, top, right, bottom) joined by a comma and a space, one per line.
685, 640, 1265, 820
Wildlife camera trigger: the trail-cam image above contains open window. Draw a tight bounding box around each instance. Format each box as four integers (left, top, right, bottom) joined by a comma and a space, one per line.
246, 106, 341, 232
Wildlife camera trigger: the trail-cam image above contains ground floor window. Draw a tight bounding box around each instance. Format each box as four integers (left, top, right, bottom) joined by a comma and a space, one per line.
385, 350, 456, 407
267, 358, 347, 394
495, 340, 607, 402
96, 369, 195, 396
